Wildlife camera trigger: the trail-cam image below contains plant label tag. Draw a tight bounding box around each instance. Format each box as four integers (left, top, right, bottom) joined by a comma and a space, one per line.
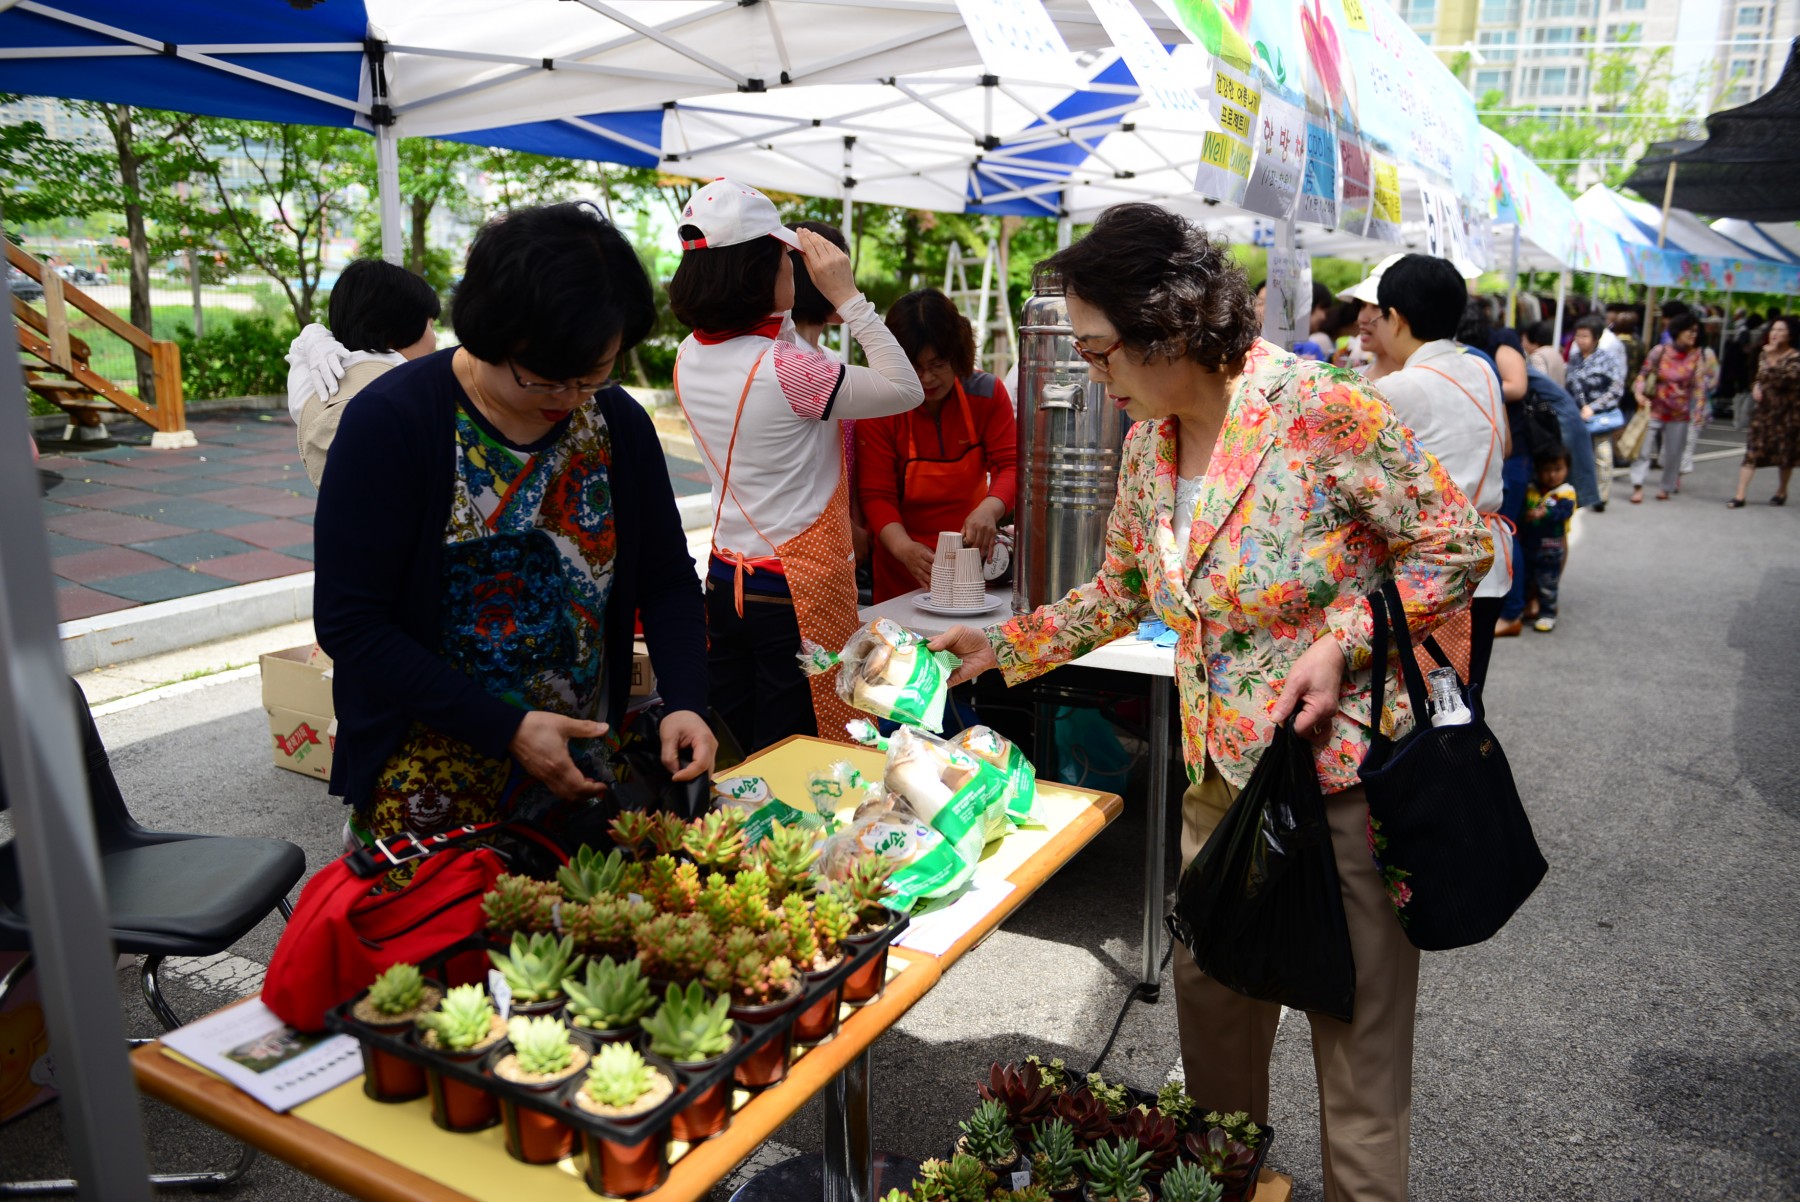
551, 900, 563, 933
628, 892, 644, 907
488, 969, 513, 1020
1011, 1170, 1032, 1190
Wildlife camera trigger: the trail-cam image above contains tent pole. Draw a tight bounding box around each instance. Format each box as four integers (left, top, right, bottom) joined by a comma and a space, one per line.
0, 222, 155, 1202
1507, 224, 1521, 328
1646, 161, 1678, 344
1056, 189, 1073, 250
1553, 269, 1568, 346
841, 136, 855, 358
376, 122, 404, 267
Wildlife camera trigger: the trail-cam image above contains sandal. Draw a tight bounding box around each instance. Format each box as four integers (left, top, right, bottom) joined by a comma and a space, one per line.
1656, 491, 1670, 501
1774, 495, 1788, 506
1631, 488, 1644, 504
1728, 498, 1748, 509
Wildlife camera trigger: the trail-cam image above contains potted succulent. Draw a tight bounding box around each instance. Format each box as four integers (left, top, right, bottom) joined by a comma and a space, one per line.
698, 867, 776, 933
563, 893, 654, 960
557, 843, 636, 902
562, 955, 654, 1040
644, 855, 703, 915
481, 874, 559, 935
415, 983, 507, 1132
703, 930, 802, 1089
779, 891, 846, 1045
910, 1153, 994, 1202
488, 932, 584, 1016
754, 823, 819, 902
1084, 1072, 1131, 1117
1114, 1107, 1182, 1185
1201, 1111, 1265, 1152
1081, 1136, 1152, 1202
570, 1042, 676, 1197
640, 980, 737, 1143
634, 912, 716, 986
647, 812, 689, 859
1025, 1054, 1073, 1095
349, 962, 441, 1103
1184, 1129, 1259, 1202
683, 809, 748, 876
992, 1189, 1054, 1202
982, 1060, 1054, 1138
837, 855, 902, 1004
1030, 1117, 1083, 1201
609, 811, 658, 861
1049, 1087, 1115, 1148
491, 1014, 590, 1164
1156, 1083, 1199, 1130
1158, 1161, 1224, 1202
955, 1098, 1021, 1176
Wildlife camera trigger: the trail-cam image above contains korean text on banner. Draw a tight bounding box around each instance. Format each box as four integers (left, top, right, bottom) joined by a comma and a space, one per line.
1339, 133, 1373, 237
1336, 0, 1480, 204
1242, 92, 1305, 221
1087, 0, 1212, 119
953, 0, 1080, 85
1369, 155, 1403, 244
1297, 118, 1340, 228
1419, 179, 1471, 267
1194, 61, 1259, 205
1263, 221, 1311, 350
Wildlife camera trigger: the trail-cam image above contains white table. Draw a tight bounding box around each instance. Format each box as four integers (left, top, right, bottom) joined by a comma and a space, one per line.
859, 587, 1178, 999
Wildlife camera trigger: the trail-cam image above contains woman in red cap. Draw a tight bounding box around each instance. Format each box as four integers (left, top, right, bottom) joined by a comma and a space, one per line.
670, 180, 923, 752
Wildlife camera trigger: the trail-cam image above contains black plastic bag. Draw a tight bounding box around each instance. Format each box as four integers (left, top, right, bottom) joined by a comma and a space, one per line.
1164, 722, 1356, 1023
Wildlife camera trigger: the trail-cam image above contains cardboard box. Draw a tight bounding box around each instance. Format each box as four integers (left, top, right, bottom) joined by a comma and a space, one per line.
262, 645, 335, 781
629, 639, 656, 698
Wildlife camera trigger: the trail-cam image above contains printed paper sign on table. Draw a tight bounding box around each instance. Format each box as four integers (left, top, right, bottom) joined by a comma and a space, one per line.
161, 998, 362, 1113
1086, 0, 1212, 120
1193, 61, 1260, 206
953, 0, 1079, 85
1262, 221, 1311, 350
1242, 92, 1305, 221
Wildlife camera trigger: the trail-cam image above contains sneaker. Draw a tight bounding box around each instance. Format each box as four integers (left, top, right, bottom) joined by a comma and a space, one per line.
1533, 617, 1556, 633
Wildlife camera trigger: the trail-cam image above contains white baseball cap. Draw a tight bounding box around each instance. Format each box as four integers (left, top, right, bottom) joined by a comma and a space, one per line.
677, 179, 802, 252
1338, 253, 1406, 306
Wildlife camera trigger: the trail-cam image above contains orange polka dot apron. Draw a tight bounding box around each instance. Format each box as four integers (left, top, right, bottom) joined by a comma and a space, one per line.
871, 381, 990, 603
676, 347, 861, 743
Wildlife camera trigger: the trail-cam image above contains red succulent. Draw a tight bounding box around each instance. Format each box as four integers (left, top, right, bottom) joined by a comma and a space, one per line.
979, 1061, 1054, 1129
1184, 1127, 1257, 1193
1116, 1107, 1182, 1177
1048, 1087, 1113, 1147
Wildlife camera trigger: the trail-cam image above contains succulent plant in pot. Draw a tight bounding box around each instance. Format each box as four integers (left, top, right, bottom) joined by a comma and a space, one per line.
1200, 1111, 1264, 1151
1184, 1129, 1258, 1201
571, 1041, 677, 1197
1115, 1106, 1182, 1182
1030, 1118, 1082, 1200
703, 930, 802, 1090
1081, 1136, 1152, 1202
683, 808, 748, 875
557, 844, 632, 903
646, 812, 689, 859
564, 893, 654, 959
1084, 1072, 1131, 1117
415, 983, 506, 1132
992, 1188, 1054, 1202
1156, 1082, 1199, 1130
910, 1153, 994, 1202
1026, 1054, 1073, 1095
634, 912, 716, 985
609, 811, 658, 860
488, 932, 584, 1013
641, 981, 736, 1142
644, 855, 703, 915
351, 962, 442, 1102
492, 1014, 590, 1164
481, 874, 558, 935
981, 1060, 1054, 1134
755, 822, 820, 901
1157, 1161, 1224, 1202
956, 1098, 1020, 1175
562, 955, 654, 1036
837, 855, 901, 1004
777, 892, 843, 1045
1048, 1087, 1115, 1148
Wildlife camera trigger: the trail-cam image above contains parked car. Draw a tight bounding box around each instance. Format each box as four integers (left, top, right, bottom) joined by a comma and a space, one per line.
52, 265, 108, 286
8, 268, 43, 301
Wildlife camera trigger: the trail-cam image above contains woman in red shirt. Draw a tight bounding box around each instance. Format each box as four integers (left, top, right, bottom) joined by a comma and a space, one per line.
857, 289, 1019, 602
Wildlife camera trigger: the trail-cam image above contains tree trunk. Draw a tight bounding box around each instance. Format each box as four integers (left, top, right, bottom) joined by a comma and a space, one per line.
409, 194, 430, 275
111, 105, 156, 404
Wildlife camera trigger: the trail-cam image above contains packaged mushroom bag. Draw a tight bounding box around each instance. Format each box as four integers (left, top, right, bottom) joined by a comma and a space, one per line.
799, 618, 960, 733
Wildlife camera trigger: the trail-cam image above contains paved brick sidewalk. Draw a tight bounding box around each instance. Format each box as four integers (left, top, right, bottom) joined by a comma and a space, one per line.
38, 407, 713, 623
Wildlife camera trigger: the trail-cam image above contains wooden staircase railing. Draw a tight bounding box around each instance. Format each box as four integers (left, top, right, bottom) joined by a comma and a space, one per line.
9, 240, 193, 449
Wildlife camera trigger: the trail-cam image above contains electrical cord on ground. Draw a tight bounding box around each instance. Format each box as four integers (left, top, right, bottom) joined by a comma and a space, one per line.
1085, 939, 1176, 1079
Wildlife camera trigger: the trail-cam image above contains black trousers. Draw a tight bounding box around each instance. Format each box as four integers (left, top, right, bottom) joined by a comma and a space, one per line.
705, 579, 817, 754
1467, 595, 1504, 688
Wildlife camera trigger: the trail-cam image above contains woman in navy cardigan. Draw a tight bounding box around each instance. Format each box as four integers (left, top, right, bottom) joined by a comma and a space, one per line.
314, 203, 712, 873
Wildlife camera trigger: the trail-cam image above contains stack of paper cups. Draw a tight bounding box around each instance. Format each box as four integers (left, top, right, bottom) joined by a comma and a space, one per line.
931, 532, 962, 602
954, 548, 986, 606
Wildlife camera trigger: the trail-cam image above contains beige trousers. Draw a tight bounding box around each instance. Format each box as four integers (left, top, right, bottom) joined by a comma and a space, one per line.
1172, 764, 1420, 1202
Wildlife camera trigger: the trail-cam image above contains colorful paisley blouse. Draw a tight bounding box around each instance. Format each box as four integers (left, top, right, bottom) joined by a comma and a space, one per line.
988, 340, 1493, 795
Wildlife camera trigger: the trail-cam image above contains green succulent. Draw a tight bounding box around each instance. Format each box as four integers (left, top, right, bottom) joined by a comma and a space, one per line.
683, 808, 748, 873
557, 844, 629, 902
565, 893, 653, 952
812, 887, 854, 959
1085, 1071, 1131, 1116
992, 1188, 1053, 1202
634, 911, 715, 983
877, 1191, 915, 1202
1025, 1054, 1072, 1094
756, 822, 820, 900
367, 962, 425, 1016
646, 812, 689, 858
1029, 1117, 1080, 1189
1081, 1136, 1151, 1202
1157, 1161, 1224, 1202
778, 892, 821, 970
488, 932, 584, 1003
909, 1153, 993, 1202
1156, 1081, 1198, 1128
957, 1099, 1017, 1165
416, 984, 497, 1051
842, 852, 895, 927
562, 955, 654, 1029
644, 855, 702, 914
507, 1014, 577, 1076
609, 810, 657, 859
1201, 1109, 1263, 1150
697, 870, 734, 930
481, 873, 558, 934
640, 981, 734, 1063
583, 1041, 660, 1108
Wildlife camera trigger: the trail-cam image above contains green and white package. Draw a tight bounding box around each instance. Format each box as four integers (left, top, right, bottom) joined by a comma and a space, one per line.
877, 726, 1009, 911
953, 725, 1037, 830
798, 619, 960, 733
711, 775, 815, 847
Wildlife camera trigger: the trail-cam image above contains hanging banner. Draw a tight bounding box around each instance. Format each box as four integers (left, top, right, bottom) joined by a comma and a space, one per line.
1296, 118, 1339, 228
1368, 155, 1403, 244
1242, 92, 1306, 221
1334, 0, 1479, 205
1479, 128, 1581, 267
1194, 61, 1260, 205
1418, 178, 1467, 265
1088, 0, 1212, 119
953, 0, 1080, 84
1338, 131, 1372, 237
1151, 0, 1254, 73
1263, 220, 1311, 350
1463, 199, 1494, 272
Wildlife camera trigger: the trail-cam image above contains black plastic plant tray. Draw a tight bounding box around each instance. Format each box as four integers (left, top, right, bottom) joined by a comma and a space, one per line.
325, 910, 908, 1145
1119, 1085, 1276, 1192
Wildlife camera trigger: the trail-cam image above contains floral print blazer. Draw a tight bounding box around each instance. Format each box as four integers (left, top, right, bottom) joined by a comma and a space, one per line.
987, 340, 1493, 795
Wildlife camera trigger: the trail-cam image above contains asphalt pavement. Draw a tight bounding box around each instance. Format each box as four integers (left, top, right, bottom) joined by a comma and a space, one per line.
1, 430, 1795, 1201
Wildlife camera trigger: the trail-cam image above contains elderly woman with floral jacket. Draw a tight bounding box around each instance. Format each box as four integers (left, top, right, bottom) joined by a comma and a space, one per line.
934, 206, 1492, 1202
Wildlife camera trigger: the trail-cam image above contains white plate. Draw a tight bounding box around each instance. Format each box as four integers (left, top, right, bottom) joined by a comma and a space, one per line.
914, 592, 1008, 617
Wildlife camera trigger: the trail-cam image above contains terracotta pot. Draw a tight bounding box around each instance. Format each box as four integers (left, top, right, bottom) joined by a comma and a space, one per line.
841, 922, 894, 1005
419, 1021, 505, 1133
666, 1038, 737, 1143
495, 1046, 589, 1165
570, 1065, 675, 1198
726, 984, 802, 1090
349, 982, 443, 1102
791, 964, 844, 1046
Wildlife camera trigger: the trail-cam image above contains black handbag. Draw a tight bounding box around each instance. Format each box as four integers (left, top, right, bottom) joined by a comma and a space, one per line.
1358, 581, 1548, 952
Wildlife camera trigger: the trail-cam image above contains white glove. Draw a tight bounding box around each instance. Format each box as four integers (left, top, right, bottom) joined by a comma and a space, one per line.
287, 324, 350, 405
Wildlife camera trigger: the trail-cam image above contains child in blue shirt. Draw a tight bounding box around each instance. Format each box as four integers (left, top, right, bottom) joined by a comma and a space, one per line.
1522, 445, 1578, 632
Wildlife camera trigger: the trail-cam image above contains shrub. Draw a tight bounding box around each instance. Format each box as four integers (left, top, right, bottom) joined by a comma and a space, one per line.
174, 313, 294, 400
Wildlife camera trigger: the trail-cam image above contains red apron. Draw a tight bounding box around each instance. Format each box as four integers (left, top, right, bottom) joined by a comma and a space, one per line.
871, 380, 991, 602
675, 348, 861, 743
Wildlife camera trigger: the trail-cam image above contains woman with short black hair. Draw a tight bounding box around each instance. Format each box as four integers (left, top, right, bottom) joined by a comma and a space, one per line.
287, 258, 441, 485
314, 203, 713, 874
670, 180, 922, 752
856, 288, 1018, 601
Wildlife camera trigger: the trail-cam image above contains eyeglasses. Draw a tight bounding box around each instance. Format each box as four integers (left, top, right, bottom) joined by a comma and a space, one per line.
508, 359, 616, 398
1073, 336, 1124, 372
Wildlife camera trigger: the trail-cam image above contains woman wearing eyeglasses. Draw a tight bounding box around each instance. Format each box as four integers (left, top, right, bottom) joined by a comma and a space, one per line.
930, 204, 1492, 1202
313, 203, 714, 876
